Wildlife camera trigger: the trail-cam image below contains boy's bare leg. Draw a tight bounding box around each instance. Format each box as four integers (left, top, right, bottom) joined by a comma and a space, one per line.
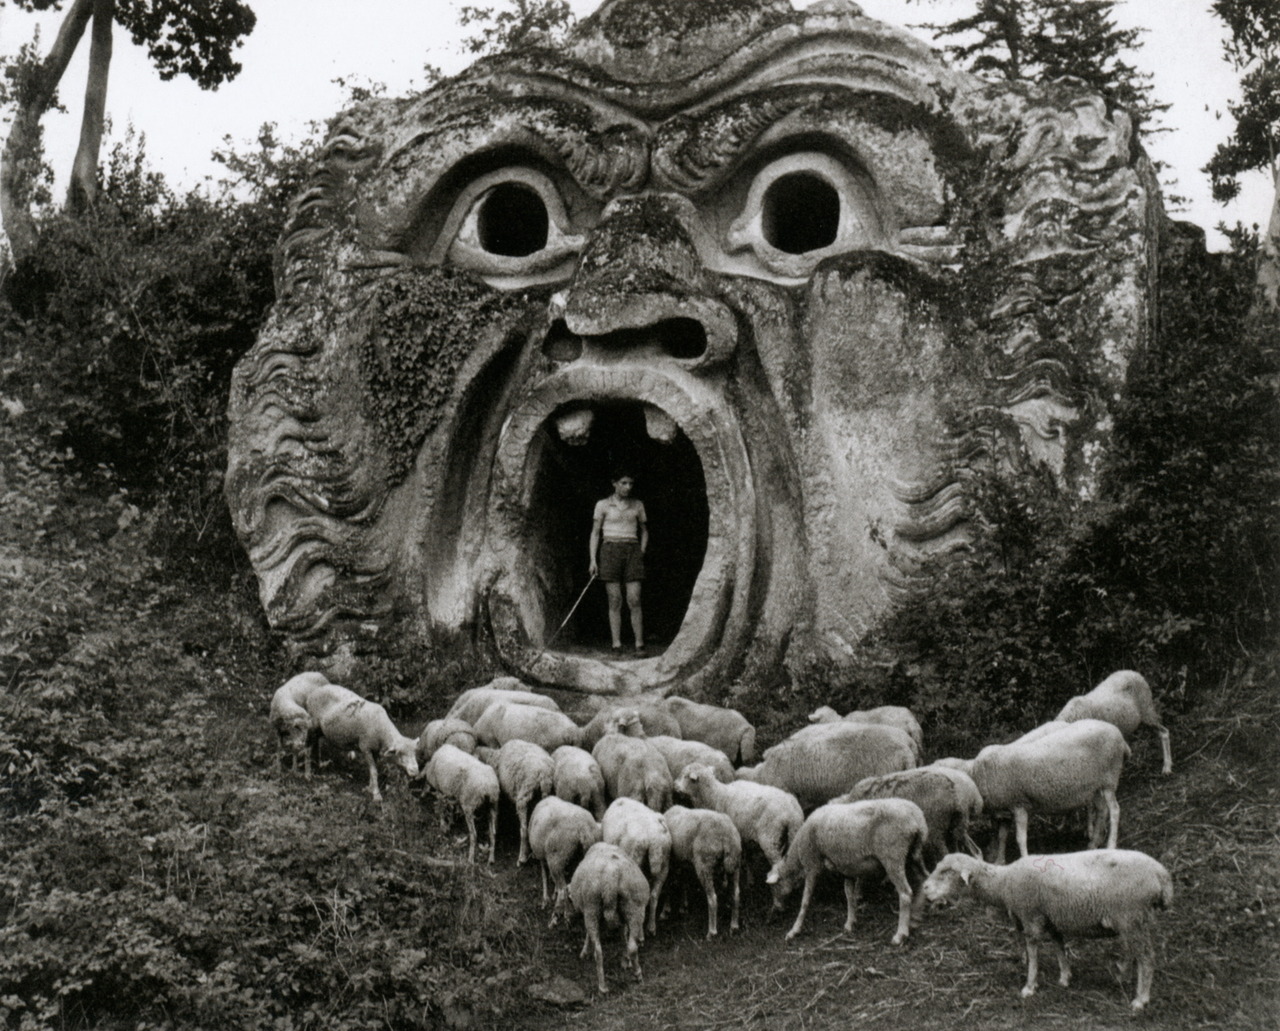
626, 581, 643, 649
606, 582, 624, 649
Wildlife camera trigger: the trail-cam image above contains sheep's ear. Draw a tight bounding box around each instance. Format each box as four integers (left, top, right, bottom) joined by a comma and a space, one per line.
765, 869, 779, 885
959, 866, 973, 886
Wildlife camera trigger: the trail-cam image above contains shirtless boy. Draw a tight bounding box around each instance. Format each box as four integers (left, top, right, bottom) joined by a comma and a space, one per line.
588, 472, 648, 655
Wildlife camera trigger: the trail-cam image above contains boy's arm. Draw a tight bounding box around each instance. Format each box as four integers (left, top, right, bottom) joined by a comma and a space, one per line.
589, 506, 603, 574
638, 503, 649, 553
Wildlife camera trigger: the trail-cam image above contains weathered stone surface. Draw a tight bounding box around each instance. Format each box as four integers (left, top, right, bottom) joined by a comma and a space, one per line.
226, 0, 1161, 692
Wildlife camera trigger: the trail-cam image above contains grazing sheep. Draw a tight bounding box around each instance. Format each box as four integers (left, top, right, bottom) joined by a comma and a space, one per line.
938, 719, 1130, 861
835, 765, 983, 866
269, 671, 329, 777
673, 762, 804, 902
528, 796, 603, 924
736, 723, 916, 809
303, 683, 420, 803
416, 717, 477, 764
662, 805, 742, 938
664, 696, 756, 764
646, 735, 736, 784
1057, 670, 1173, 775
446, 679, 561, 726
424, 744, 500, 864
580, 698, 682, 749
923, 849, 1173, 1012
602, 796, 672, 935
473, 701, 583, 752
485, 739, 556, 864
805, 704, 924, 763
591, 710, 674, 812
568, 842, 650, 995
551, 745, 607, 819
767, 798, 928, 944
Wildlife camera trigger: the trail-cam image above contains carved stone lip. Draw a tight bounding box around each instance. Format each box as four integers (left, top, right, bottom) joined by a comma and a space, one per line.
483, 361, 755, 692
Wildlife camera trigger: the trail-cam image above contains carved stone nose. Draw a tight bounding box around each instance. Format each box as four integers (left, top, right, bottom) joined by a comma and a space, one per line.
561, 194, 736, 368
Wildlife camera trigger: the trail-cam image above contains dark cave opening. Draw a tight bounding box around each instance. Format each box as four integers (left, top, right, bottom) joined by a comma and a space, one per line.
528, 402, 709, 655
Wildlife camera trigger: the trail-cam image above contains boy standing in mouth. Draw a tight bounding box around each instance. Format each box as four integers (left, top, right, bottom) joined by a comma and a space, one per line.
589, 471, 648, 655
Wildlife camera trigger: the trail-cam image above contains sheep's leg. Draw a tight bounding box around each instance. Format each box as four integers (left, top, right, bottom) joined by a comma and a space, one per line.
842, 877, 861, 933
994, 820, 1010, 864
1132, 948, 1155, 1012
582, 909, 607, 994
1013, 808, 1030, 858
1103, 789, 1120, 849
1044, 925, 1070, 987
885, 864, 915, 946
624, 903, 645, 982
516, 800, 532, 865
464, 809, 478, 864
364, 749, 383, 803
728, 863, 741, 933
646, 860, 667, 936
694, 857, 718, 938
1021, 932, 1042, 998
785, 873, 817, 940
540, 860, 551, 909
1154, 724, 1173, 776
487, 804, 498, 865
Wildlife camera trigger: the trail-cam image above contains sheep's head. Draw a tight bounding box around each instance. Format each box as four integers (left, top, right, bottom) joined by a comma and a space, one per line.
279, 716, 311, 753
389, 740, 421, 780
807, 705, 840, 724
673, 761, 712, 799
764, 860, 799, 907
922, 853, 979, 905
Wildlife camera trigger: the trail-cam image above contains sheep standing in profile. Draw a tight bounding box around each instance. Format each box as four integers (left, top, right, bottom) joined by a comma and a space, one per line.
303, 682, 420, 803
473, 700, 582, 752
485, 739, 556, 864
673, 762, 803, 903
808, 704, 924, 763
939, 719, 1129, 860
424, 744, 500, 864
835, 765, 983, 866
736, 722, 916, 809
445, 680, 561, 726
1056, 670, 1173, 775
664, 696, 756, 764
568, 842, 650, 995
551, 745, 607, 819
663, 805, 742, 938
766, 798, 928, 945
269, 671, 329, 777
528, 796, 602, 924
923, 849, 1173, 1012
601, 796, 672, 935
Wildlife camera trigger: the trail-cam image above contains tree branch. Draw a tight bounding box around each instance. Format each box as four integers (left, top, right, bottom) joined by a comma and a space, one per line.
68, 0, 116, 213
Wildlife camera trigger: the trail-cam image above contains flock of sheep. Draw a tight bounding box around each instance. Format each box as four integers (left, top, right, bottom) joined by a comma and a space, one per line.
269, 669, 1175, 1011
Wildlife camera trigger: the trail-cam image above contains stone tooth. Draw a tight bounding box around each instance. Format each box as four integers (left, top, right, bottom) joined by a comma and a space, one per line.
643, 404, 678, 444
555, 407, 594, 445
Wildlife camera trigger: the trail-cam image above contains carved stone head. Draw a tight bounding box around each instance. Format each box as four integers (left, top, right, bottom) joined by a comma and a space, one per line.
226, 0, 1160, 693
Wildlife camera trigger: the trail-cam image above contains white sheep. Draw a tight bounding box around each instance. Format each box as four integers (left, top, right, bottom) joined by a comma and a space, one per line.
664, 696, 756, 764
473, 700, 583, 752
302, 682, 420, 803
1056, 670, 1173, 775
736, 722, 916, 809
662, 805, 742, 938
672, 761, 804, 905
568, 842, 650, 995
938, 719, 1130, 861
551, 744, 607, 819
484, 739, 556, 864
922, 849, 1174, 1012
646, 735, 736, 784
806, 704, 924, 763
527, 795, 603, 924
445, 679, 561, 726
591, 710, 674, 812
579, 698, 682, 749
767, 798, 928, 944
268, 671, 329, 777
416, 717, 477, 764
601, 796, 672, 935
424, 743, 500, 864
834, 765, 983, 865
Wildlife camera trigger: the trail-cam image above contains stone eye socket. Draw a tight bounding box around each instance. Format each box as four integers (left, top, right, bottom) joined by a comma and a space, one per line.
476, 183, 549, 256
437, 165, 583, 286
761, 172, 840, 254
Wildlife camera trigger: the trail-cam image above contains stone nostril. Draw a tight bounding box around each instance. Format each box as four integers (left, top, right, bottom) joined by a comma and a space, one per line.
660, 318, 707, 360
543, 319, 582, 362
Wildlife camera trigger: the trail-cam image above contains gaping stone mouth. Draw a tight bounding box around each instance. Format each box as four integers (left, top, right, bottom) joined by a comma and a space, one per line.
483, 363, 755, 691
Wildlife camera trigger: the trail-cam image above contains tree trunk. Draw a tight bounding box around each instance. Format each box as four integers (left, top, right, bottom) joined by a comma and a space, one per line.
0, 0, 94, 263
1258, 166, 1280, 312
67, 0, 115, 215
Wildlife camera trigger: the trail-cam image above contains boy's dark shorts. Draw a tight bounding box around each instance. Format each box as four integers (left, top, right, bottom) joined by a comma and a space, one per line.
599, 541, 645, 583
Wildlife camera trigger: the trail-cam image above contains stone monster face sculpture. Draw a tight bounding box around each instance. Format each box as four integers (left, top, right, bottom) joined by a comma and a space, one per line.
226, 0, 1159, 693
